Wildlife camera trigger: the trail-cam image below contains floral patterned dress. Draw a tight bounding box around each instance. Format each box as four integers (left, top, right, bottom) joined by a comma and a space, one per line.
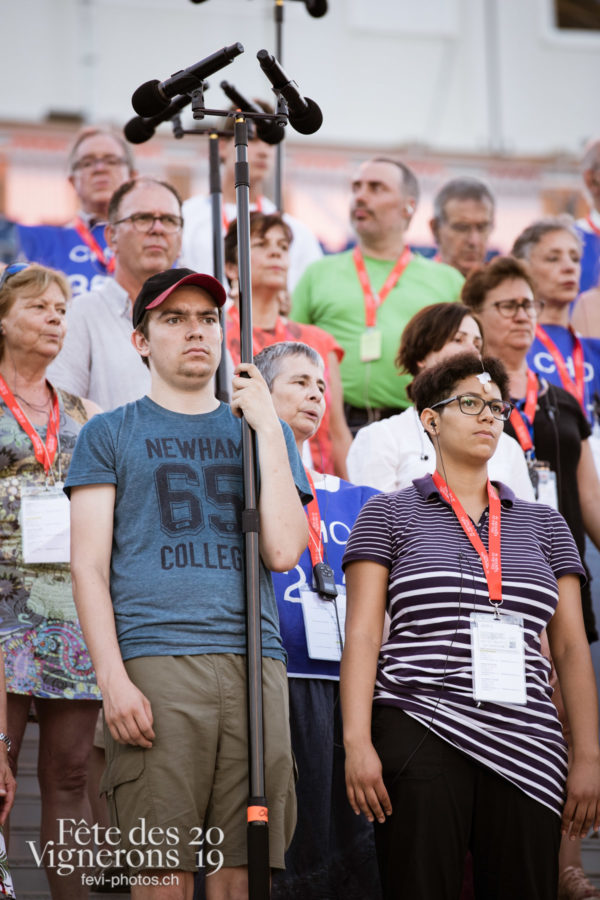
0, 388, 99, 700
0, 828, 15, 898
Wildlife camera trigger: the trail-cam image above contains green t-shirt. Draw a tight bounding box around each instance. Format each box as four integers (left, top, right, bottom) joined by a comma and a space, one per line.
291, 250, 464, 409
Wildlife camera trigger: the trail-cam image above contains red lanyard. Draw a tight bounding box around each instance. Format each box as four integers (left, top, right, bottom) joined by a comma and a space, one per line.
534, 325, 585, 409
304, 469, 324, 566
227, 306, 287, 357
0, 375, 60, 473
586, 215, 600, 238
432, 471, 502, 605
73, 217, 115, 274
508, 369, 538, 453
352, 246, 413, 328
222, 196, 263, 233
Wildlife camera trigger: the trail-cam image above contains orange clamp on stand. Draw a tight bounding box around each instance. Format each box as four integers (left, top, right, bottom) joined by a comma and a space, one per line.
247, 805, 269, 823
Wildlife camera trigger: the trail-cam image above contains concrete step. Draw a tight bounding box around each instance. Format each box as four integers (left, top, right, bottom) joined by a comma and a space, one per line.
13, 770, 38, 797
8, 826, 40, 859
10, 860, 51, 894
8, 796, 40, 830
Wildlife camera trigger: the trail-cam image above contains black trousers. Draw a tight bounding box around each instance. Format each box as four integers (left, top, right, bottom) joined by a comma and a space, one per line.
371, 706, 560, 900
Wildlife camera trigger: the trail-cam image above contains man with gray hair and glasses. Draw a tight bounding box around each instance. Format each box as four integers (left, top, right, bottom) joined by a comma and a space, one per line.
48, 177, 183, 411
430, 176, 495, 278
18, 127, 137, 297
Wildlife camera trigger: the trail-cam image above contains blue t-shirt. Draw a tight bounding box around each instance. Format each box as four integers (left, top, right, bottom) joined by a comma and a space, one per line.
17, 222, 113, 298
272, 475, 378, 680
65, 397, 311, 663
527, 324, 600, 425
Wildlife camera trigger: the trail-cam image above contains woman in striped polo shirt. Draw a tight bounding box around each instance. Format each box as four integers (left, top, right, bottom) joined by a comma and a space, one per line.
340, 352, 600, 900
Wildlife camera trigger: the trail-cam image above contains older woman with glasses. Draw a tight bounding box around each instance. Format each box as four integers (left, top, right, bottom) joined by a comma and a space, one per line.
0, 263, 101, 899
341, 350, 600, 900
462, 254, 600, 643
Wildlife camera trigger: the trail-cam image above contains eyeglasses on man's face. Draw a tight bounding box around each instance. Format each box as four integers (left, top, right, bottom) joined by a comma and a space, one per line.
110, 213, 184, 234
446, 221, 493, 236
72, 155, 129, 172
430, 392, 513, 422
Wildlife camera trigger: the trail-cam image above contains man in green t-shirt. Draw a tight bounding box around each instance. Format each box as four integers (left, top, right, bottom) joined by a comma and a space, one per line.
291, 157, 464, 433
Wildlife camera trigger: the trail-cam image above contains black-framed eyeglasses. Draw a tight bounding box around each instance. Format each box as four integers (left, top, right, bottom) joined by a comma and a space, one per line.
72, 155, 129, 171
488, 298, 544, 319
430, 392, 513, 422
110, 213, 184, 234
446, 221, 493, 235
0, 262, 30, 290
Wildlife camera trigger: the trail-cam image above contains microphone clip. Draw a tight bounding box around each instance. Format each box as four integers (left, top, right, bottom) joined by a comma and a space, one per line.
191, 84, 208, 121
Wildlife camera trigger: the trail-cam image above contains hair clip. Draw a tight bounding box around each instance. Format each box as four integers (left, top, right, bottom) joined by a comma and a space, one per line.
476, 371, 492, 393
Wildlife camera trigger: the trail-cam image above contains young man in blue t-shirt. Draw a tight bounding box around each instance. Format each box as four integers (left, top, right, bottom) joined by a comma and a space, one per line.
67, 268, 310, 899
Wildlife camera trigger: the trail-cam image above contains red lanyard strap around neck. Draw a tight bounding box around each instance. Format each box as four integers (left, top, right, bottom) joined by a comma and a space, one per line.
227, 306, 287, 357
73, 216, 115, 274
222, 196, 263, 233
0, 375, 59, 473
432, 471, 502, 606
509, 369, 538, 453
352, 246, 412, 328
535, 324, 585, 409
586, 215, 600, 238
304, 468, 324, 566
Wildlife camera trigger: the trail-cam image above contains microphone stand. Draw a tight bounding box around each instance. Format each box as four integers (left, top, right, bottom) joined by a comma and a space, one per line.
208, 131, 230, 403
180, 105, 282, 899
128, 72, 305, 897
234, 113, 270, 900
273, 0, 284, 211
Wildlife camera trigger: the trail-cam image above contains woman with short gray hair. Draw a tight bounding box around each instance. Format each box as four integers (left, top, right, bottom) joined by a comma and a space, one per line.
513, 216, 600, 429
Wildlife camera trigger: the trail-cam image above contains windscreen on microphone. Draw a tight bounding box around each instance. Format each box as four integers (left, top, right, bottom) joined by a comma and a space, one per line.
124, 94, 193, 144
285, 96, 322, 134
304, 0, 328, 17
132, 81, 169, 118
124, 116, 156, 145
220, 81, 285, 145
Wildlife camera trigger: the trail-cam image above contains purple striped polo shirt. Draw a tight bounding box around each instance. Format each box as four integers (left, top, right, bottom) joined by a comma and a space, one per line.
342, 474, 585, 817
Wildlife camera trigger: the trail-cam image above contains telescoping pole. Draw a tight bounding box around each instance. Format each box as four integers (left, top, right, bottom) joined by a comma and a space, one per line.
209, 131, 231, 403
234, 114, 271, 899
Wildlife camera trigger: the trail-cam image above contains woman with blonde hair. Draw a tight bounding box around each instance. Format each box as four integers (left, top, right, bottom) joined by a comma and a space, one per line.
0, 262, 101, 899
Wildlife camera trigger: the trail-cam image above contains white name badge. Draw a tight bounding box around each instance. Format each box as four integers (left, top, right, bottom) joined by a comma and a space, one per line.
300, 586, 346, 661
20, 485, 70, 564
589, 427, 600, 478
534, 463, 558, 510
470, 612, 527, 705
360, 329, 382, 363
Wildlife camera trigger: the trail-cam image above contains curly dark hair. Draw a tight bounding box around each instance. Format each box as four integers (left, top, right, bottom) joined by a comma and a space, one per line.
411, 353, 510, 418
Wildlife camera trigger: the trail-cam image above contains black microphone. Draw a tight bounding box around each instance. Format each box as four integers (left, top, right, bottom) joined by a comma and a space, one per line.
256, 50, 323, 135
220, 81, 285, 145
124, 94, 193, 144
303, 0, 328, 17
132, 43, 244, 117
